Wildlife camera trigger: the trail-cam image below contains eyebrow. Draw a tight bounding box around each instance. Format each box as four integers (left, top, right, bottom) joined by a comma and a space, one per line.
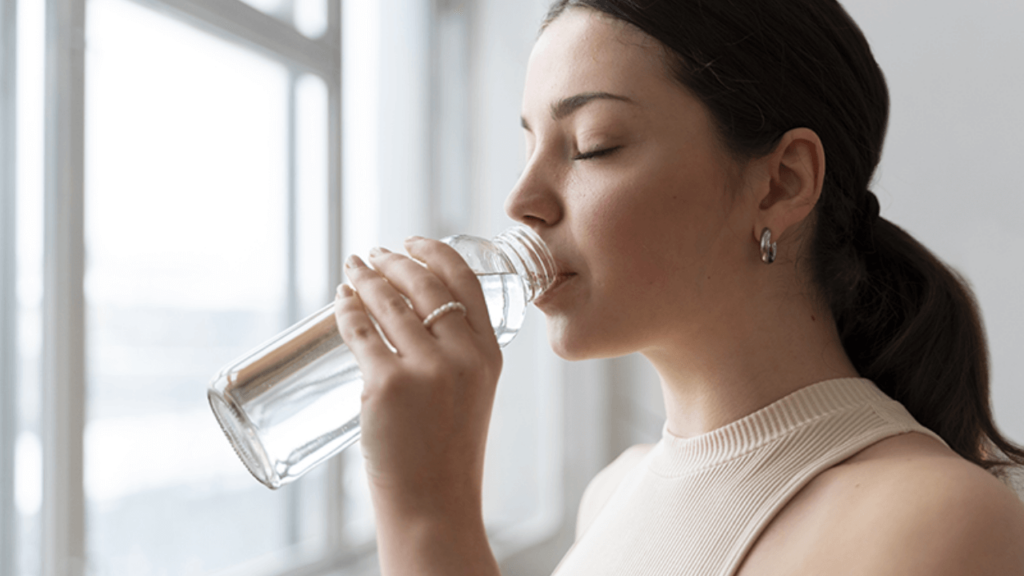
520, 91, 634, 130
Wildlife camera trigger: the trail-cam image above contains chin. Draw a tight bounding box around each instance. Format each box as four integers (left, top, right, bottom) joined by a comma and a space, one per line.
545, 317, 587, 360
544, 317, 624, 361
549, 340, 590, 362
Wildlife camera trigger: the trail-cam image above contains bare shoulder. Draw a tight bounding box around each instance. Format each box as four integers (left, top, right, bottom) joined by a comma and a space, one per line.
575, 444, 654, 540
739, 432, 1024, 576
839, 433, 1024, 574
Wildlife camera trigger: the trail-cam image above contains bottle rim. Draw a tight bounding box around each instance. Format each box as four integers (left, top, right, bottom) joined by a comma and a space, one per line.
494, 225, 557, 301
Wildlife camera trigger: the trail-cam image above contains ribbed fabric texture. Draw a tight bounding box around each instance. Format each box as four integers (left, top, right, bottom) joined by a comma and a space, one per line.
553, 378, 946, 576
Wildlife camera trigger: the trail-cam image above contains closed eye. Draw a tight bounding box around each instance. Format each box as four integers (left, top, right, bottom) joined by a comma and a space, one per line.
574, 146, 621, 161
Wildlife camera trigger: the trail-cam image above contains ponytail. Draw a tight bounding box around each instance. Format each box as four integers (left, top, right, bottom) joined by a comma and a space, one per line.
820, 210, 1024, 473
546, 0, 1024, 473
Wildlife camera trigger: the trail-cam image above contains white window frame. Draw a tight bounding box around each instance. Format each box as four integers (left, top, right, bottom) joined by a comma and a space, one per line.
4, 1, 344, 574
1, 4, 20, 576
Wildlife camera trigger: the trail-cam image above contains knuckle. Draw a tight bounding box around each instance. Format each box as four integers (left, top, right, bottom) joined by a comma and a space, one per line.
451, 353, 487, 382
380, 295, 412, 317
411, 274, 440, 295
412, 239, 456, 262
341, 322, 376, 344
473, 346, 502, 381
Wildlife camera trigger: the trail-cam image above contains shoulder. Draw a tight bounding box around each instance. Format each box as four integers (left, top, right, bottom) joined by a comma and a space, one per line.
575, 444, 653, 541
741, 432, 1024, 575
840, 434, 1024, 575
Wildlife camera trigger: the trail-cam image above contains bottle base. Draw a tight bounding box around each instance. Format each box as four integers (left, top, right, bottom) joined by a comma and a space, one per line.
208, 390, 280, 489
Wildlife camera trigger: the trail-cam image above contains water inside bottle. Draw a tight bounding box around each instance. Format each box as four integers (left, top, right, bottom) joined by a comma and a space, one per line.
217, 271, 528, 487
481, 272, 527, 346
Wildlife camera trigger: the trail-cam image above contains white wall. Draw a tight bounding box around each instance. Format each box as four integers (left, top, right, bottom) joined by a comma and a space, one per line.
843, 0, 1024, 444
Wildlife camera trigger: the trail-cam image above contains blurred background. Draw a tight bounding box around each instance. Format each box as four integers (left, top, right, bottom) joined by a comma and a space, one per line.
0, 0, 1021, 575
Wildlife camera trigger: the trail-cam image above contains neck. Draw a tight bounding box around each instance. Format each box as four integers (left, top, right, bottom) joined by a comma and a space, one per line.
642, 279, 858, 439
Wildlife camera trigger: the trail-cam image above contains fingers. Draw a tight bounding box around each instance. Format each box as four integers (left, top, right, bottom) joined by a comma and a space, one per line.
402, 237, 495, 337
366, 246, 475, 340
334, 284, 397, 369
343, 254, 433, 356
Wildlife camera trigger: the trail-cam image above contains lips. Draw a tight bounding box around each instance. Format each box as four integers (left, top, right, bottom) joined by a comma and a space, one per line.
535, 271, 576, 308
552, 272, 576, 286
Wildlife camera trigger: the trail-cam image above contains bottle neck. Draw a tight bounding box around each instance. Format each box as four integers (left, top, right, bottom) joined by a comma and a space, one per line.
493, 226, 557, 302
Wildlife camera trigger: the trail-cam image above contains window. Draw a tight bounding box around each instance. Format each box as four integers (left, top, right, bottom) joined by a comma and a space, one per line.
84, 1, 330, 573
2, 1, 580, 574
6, 0, 346, 574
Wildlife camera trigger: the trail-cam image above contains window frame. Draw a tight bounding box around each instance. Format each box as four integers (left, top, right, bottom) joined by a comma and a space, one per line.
1, 2, 20, 576
6, 1, 345, 574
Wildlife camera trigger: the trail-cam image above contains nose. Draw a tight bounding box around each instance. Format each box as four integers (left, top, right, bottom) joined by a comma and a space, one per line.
504, 153, 563, 228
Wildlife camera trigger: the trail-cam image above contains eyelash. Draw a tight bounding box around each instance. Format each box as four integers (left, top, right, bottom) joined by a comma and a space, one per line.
574, 146, 621, 161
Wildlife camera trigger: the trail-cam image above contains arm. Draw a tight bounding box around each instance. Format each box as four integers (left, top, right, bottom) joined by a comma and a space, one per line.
335, 238, 502, 576
372, 494, 499, 576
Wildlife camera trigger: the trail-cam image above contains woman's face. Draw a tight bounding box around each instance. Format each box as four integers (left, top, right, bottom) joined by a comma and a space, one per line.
506, 7, 760, 361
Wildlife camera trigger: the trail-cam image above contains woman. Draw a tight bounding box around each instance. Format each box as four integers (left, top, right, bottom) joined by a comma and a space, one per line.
334, 0, 1024, 574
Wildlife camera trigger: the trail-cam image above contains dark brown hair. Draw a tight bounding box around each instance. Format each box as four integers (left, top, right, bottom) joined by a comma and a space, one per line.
545, 0, 1024, 474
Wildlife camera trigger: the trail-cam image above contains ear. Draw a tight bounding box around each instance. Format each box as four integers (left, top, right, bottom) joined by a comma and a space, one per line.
751, 128, 825, 245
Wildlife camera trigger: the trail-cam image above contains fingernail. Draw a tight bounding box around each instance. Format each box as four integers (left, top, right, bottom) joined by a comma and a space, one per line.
345, 254, 366, 269
337, 283, 353, 298
404, 235, 425, 244
368, 246, 391, 258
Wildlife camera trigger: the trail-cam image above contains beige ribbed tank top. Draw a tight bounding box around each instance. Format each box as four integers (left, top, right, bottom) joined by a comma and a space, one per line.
554, 378, 947, 576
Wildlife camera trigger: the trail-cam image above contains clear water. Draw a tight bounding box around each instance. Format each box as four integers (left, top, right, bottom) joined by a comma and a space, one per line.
209, 272, 527, 488
482, 272, 527, 346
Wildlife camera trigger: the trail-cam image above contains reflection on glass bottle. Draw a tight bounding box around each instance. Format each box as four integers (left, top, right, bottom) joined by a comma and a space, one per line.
208, 226, 556, 489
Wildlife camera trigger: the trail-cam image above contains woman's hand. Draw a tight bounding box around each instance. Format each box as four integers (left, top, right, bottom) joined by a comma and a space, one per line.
334, 236, 502, 576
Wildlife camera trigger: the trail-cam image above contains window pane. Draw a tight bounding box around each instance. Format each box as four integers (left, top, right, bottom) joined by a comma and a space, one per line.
294, 0, 328, 38
85, 0, 324, 573
341, 0, 379, 260
295, 73, 329, 317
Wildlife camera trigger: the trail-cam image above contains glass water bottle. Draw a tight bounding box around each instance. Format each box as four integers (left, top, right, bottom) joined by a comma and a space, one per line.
207, 226, 556, 489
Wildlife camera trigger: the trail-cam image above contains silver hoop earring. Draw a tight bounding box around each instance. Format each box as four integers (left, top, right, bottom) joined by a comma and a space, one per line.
760, 228, 777, 264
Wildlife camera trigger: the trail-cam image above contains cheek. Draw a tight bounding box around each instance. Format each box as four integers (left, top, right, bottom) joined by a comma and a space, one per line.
580, 180, 694, 276
577, 196, 676, 327
579, 160, 737, 311
577, 194, 658, 286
